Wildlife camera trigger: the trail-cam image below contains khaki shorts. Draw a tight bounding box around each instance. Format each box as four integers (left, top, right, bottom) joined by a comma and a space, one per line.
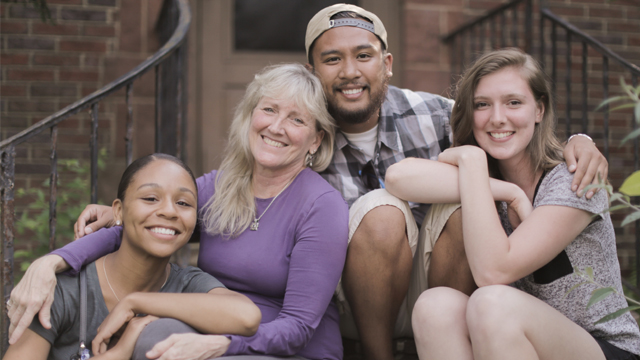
336, 189, 461, 339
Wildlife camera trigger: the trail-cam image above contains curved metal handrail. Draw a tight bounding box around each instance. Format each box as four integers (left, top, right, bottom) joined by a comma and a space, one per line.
0, 0, 191, 151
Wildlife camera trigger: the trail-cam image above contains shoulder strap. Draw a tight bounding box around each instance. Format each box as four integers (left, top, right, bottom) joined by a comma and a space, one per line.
76, 267, 91, 359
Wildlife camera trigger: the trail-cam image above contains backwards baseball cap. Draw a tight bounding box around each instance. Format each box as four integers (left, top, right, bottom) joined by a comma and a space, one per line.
305, 3, 388, 59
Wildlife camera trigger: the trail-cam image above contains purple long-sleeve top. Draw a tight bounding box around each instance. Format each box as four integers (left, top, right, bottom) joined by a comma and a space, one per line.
52, 168, 349, 360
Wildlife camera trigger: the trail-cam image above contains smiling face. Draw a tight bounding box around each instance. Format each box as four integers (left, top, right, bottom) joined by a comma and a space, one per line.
113, 159, 197, 259
310, 26, 392, 133
249, 96, 324, 176
473, 67, 544, 165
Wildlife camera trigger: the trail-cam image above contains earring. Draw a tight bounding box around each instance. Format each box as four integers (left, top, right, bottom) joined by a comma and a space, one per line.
306, 151, 316, 167
115, 220, 121, 226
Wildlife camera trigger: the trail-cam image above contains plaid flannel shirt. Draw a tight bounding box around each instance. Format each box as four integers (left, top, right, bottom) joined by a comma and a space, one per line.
320, 85, 454, 226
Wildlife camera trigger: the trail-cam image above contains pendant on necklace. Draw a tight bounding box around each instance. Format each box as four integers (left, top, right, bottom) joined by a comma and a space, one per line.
250, 219, 259, 231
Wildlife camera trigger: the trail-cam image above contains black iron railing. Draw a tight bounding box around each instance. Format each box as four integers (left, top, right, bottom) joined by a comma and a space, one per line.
0, 0, 191, 352
443, 0, 640, 292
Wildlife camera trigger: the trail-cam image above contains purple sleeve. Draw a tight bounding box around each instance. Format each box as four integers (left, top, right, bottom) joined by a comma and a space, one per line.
51, 227, 122, 275
224, 191, 348, 356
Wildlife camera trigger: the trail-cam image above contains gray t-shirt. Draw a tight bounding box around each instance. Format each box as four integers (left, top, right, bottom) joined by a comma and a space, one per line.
506, 164, 640, 354
29, 262, 224, 360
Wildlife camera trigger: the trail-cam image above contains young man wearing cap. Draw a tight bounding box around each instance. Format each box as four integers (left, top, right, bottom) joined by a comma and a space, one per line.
305, 4, 608, 360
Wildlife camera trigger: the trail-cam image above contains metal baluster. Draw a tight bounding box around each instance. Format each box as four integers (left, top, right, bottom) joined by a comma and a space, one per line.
525, 0, 532, 53
632, 73, 639, 289
90, 103, 99, 204
125, 84, 134, 166
49, 126, 58, 251
581, 42, 588, 134
552, 22, 557, 105
602, 56, 609, 160
490, 17, 496, 50
511, 7, 517, 47
501, 11, 506, 48
155, 64, 162, 153
539, 14, 545, 67
565, 31, 572, 136
1, 147, 16, 354
176, 45, 184, 160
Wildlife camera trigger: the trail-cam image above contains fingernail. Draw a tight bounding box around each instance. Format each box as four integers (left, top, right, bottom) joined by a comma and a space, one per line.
85, 227, 93, 234
587, 191, 593, 198
577, 190, 583, 197
572, 184, 577, 191
569, 164, 576, 172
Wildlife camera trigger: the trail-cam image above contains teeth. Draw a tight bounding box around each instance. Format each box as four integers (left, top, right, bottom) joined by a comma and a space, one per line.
490, 132, 514, 139
150, 227, 175, 235
343, 88, 363, 95
263, 137, 285, 148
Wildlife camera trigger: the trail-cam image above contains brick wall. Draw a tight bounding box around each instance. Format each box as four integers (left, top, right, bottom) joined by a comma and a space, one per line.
1, 0, 162, 247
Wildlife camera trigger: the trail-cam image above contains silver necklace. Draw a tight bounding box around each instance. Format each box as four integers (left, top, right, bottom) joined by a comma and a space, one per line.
250, 173, 299, 231
103, 253, 169, 302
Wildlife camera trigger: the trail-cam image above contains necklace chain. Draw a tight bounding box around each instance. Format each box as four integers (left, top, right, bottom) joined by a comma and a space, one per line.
250, 171, 300, 231
103, 253, 169, 302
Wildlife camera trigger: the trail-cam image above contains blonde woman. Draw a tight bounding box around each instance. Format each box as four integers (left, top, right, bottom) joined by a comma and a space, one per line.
386, 49, 640, 360
10, 64, 348, 360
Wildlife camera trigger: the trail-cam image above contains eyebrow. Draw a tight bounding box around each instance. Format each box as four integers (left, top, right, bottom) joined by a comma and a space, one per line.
137, 183, 196, 197
474, 93, 526, 100
319, 44, 376, 58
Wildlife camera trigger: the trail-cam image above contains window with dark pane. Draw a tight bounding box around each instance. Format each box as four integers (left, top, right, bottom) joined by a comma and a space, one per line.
234, 0, 358, 52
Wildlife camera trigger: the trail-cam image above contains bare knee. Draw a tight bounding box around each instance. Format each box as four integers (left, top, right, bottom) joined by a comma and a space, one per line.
466, 285, 522, 339
351, 205, 407, 253
413, 287, 469, 337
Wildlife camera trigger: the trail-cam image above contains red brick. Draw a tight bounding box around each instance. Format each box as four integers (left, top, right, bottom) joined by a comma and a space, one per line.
59, 40, 107, 53
81, 86, 98, 97
2, 116, 30, 128
608, 22, 640, 33
629, 36, 640, 47
88, 0, 116, 6
31, 84, 78, 97
8, 100, 57, 113
59, 70, 99, 82
60, 9, 106, 22
7, 37, 55, 50
33, 54, 80, 66
588, 7, 624, 18
9, 4, 57, 19
83, 25, 116, 37
47, 0, 82, 4
7, 69, 54, 81
550, 6, 585, 17
32, 23, 80, 36
119, 0, 142, 52
405, 9, 443, 63
1, 21, 28, 34
2, 85, 28, 97
84, 55, 101, 67
1, 53, 29, 65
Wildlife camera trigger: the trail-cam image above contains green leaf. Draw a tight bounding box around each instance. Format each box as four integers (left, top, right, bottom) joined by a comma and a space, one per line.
595, 305, 640, 324
619, 171, 640, 195
564, 281, 588, 298
635, 102, 640, 125
588, 287, 616, 308
610, 103, 638, 112
620, 211, 640, 226
621, 128, 640, 145
586, 267, 594, 280
621, 211, 640, 227
607, 204, 629, 213
595, 96, 625, 111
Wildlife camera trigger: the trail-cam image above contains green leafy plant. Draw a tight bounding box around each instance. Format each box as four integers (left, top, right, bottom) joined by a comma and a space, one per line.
14, 149, 107, 279
570, 267, 640, 324
577, 78, 640, 322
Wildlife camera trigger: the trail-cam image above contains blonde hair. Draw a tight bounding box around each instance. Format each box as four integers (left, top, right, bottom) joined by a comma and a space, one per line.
202, 63, 335, 237
451, 48, 564, 178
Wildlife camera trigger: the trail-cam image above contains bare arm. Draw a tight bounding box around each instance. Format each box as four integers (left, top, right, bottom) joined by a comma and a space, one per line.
563, 134, 608, 199
92, 288, 261, 355
3, 328, 51, 360
442, 146, 593, 287
386, 157, 532, 220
